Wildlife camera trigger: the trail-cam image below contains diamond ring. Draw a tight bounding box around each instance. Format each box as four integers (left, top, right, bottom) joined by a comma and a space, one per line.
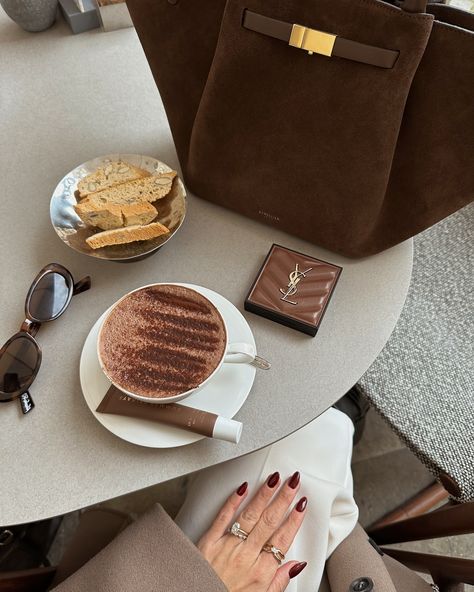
229, 522, 250, 541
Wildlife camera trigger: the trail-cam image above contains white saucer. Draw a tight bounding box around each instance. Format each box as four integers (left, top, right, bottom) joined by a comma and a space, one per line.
79, 283, 256, 448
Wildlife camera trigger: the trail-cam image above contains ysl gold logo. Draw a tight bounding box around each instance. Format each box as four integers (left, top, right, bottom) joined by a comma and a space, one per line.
279, 263, 312, 305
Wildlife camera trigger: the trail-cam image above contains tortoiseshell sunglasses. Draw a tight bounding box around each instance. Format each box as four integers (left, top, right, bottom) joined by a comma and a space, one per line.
0, 263, 91, 414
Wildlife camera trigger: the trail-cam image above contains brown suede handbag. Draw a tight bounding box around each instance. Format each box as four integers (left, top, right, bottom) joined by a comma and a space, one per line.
126, 0, 474, 257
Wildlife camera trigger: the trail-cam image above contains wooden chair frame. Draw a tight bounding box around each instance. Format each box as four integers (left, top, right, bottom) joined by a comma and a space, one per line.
368, 483, 474, 590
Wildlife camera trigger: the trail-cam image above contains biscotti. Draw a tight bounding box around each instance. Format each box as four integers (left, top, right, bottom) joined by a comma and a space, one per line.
84, 171, 177, 207
75, 201, 158, 230
86, 222, 170, 249
121, 202, 157, 226
74, 201, 123, 230
77, 161, 150, 198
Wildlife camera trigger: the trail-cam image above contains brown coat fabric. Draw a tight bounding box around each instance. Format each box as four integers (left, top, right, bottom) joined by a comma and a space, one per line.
327, 523, 432, 592
52, 505, 431, 592
126, 0, 474, 257
51, 505, 227, 592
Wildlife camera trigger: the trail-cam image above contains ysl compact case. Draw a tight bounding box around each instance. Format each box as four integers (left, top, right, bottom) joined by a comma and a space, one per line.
244, 244, 342, 336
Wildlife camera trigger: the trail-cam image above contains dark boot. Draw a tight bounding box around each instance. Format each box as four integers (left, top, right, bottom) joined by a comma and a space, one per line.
332, 384, 371, 445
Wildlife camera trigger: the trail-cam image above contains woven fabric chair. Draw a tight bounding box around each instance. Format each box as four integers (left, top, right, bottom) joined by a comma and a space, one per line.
359, 203, 474, 501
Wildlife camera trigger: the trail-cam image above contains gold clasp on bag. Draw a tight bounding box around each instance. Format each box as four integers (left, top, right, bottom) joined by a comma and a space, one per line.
289, 24, 337, 57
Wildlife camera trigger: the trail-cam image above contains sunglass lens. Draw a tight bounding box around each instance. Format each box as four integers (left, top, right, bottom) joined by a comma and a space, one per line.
0, 337, 39, 396
28, 272, 70, 321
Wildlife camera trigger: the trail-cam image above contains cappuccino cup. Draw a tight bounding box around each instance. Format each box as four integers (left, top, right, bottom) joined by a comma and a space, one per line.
97, 284, 257, 403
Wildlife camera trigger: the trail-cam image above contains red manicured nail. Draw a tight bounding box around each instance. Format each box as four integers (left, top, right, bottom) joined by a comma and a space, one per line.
296, 497, 307, 512
289, 562, 307, 578
236, 482, 248, 496
267, 472, 280, 488
288, 471, 300, 489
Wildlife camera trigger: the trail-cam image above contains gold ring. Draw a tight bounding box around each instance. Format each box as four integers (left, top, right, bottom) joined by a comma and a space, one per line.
262, 543, 285, 564
229, 522, 249, 541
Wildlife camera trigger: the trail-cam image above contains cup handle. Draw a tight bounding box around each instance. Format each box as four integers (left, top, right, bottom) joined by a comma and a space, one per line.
224, 342, 256, 364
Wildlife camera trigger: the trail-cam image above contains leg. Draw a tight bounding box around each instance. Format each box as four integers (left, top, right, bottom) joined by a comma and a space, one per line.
176, 408, 358, 591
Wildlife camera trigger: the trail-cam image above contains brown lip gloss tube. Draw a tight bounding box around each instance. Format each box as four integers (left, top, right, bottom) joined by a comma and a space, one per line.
96, 385, 243, 443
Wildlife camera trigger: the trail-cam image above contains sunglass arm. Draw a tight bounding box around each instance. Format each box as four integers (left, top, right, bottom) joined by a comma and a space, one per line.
73, 276, 92, 296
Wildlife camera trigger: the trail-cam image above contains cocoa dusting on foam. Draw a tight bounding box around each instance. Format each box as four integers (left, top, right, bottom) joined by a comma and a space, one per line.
99, 285, 227, 398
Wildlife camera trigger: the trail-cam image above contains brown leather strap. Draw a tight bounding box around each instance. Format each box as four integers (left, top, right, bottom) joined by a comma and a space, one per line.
242, 10, 399, 69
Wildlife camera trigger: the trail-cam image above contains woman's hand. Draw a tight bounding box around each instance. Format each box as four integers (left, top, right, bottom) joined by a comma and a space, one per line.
197, 471, 308, 592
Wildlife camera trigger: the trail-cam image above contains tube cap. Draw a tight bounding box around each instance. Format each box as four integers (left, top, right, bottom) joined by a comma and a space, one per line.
212, 416, 243, 443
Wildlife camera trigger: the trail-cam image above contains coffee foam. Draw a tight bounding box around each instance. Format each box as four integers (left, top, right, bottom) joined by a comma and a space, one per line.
99, 285, 227, 398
